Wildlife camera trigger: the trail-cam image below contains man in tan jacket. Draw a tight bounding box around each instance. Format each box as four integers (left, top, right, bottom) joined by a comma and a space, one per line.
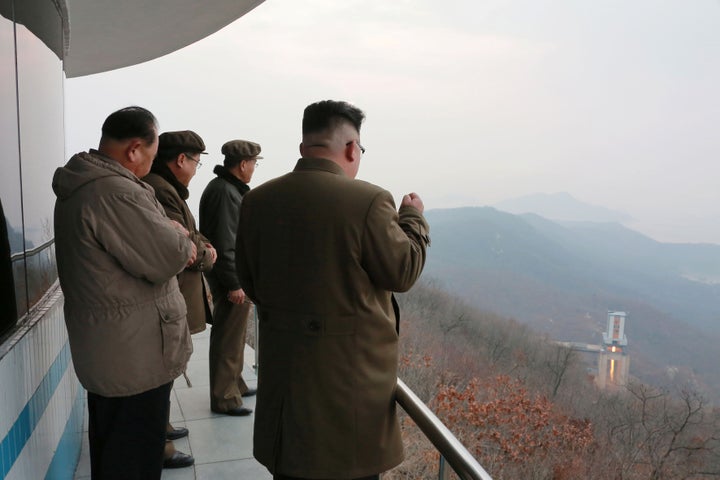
53, 106, 195, 480
236, 100, 430, 480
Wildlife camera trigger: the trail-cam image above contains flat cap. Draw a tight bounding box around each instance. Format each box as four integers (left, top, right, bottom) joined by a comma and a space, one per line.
221, 140, 263, 160
158, 130, 207, 154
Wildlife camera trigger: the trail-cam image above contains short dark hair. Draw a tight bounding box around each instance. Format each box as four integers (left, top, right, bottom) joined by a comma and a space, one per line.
224, 157, 241, 169
101, 106, 158, 145
154, 148, 184, 165
302, 100, 365, 136
224, 156, 255, 169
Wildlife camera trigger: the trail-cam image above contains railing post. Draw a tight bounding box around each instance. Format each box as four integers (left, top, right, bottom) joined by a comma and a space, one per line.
439, 455, 449, 480
395, 378, 493, 480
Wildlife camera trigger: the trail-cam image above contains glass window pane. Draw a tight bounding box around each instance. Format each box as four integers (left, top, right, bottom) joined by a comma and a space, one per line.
0, 5, 26, 328
16, 18, 63, 309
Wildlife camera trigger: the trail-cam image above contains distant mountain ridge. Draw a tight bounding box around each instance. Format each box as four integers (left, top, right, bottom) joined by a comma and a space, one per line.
494, 192, 633, 223
422, 206, 720, 398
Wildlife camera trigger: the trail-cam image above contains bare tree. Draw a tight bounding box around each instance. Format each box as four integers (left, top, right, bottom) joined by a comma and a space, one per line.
543, 344, 576, 398
592, 383, 720, 480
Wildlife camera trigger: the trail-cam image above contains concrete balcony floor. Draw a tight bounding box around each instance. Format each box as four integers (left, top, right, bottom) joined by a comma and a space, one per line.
73, 327, 271, 479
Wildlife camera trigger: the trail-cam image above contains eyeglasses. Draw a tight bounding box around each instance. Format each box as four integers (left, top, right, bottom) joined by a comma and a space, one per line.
184, 153, 202, 168
346, 140, 366, 155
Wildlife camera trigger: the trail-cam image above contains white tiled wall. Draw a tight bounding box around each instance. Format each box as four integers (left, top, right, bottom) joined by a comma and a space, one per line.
0, 288, 84, 480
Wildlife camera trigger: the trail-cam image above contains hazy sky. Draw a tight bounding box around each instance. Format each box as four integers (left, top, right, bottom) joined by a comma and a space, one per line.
65, 0, 720, 244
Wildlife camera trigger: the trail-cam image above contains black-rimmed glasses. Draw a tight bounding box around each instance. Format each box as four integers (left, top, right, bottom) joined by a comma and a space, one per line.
184, 153, 202, 168
346, 140, 366, 154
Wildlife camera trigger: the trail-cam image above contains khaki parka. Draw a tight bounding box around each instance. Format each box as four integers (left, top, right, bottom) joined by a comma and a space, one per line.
236, 157, 430, 478
143, 162, 214, 334
52, 150, 193, 397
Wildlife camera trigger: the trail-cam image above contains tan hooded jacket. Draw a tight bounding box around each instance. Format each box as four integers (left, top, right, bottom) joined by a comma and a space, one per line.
52, 150, 193, 397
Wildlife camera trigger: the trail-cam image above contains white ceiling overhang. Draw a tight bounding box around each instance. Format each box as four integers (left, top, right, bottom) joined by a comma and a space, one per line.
64, 0, 265, 78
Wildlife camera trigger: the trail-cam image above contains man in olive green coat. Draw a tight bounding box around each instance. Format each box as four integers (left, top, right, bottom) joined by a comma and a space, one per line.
236, 100, 430, 480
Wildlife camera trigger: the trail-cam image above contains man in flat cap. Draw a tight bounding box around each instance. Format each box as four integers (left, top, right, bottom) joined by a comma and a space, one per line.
143, 130, 217, 468
199, 139, 262, 416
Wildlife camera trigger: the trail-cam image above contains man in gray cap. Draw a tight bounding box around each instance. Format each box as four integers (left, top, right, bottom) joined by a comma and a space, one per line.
199, 139, 262, 416
143, 130, 217, 468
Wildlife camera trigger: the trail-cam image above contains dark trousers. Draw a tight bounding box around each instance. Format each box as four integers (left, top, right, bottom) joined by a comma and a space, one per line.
88, 382, 172, 480
273, 475, 379, 480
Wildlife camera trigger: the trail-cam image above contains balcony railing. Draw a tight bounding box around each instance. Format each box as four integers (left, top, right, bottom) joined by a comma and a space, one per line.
8, 238, 57, 319
396, 378, 493, 480
9, 238, 55, 262
252, 309, 493, 480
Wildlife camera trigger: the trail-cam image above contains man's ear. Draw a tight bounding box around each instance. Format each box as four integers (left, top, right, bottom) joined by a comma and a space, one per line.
344, 141, 356, 162
299, 142, 305, 157
176, 153, 187, 168
126, 139, 144, 164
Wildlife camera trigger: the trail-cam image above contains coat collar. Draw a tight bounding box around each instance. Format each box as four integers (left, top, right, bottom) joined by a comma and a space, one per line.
149, 160, 189, 199
212, 164, 250, 194
294, 157, 347, 176
88, 149, 142, 181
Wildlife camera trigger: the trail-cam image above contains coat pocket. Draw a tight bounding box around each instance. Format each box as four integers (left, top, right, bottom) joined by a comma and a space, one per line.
156, 291, 190, 372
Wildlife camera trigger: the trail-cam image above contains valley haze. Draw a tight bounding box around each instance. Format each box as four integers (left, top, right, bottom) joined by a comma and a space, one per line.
422, 203, 720, 399
64, 0, 720, 246
60, 0, 720, 396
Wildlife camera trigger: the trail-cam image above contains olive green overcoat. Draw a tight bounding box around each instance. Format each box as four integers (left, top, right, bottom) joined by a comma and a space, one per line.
236, 157, 430, 478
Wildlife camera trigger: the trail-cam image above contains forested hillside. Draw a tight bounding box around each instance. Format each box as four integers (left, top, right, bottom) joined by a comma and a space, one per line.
421, 207, 720, 400
388, 281, 720, 480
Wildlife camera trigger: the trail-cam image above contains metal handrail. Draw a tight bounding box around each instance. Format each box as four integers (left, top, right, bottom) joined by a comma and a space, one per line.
396, 378, 493, 480
10, 238, 55, 262
250, 311, 492, 479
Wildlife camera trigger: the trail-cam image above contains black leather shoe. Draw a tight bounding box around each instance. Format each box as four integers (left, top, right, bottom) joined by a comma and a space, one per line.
213, 406, 253, 416
166, 426, 189, 440
163, 451, 195, 469
241, 388, 257, 397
